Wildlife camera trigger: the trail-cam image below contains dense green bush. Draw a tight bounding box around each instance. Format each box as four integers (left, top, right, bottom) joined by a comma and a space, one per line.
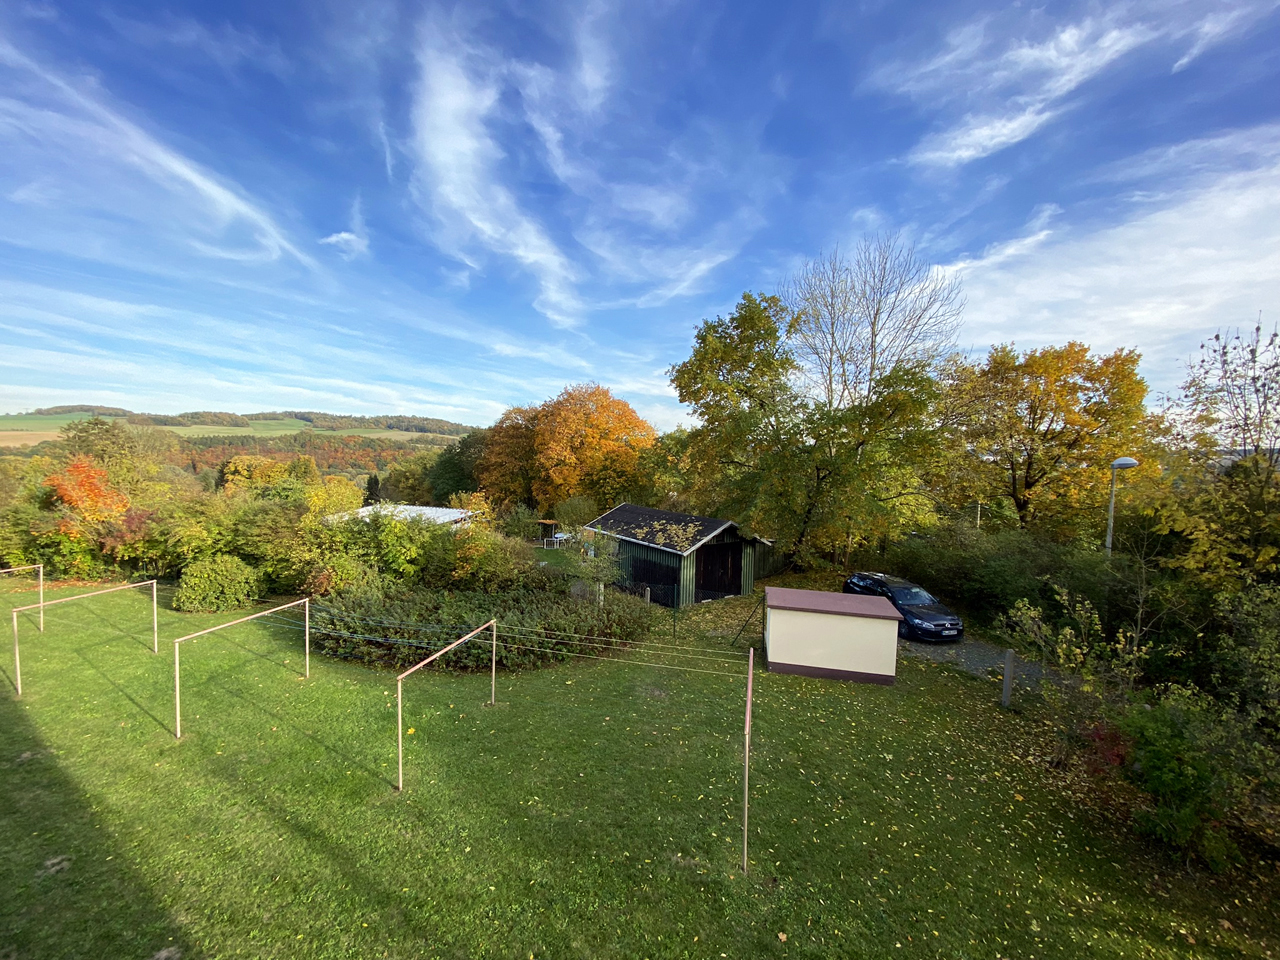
554, 495, 598, 529
499, 503, 541, 540
1119, 698, 1239, 870
302, 554, 377, 597
172, 555, 261, 612
882, 522, 1113, 626
312, 575, 663, 671
327, 515, 533, 593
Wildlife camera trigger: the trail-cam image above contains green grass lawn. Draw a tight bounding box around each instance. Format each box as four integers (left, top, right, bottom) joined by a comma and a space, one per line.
2, 578, 1276, 959
533, 545, 582, 573
0, 413, 130, 432
162, 418, 313, 437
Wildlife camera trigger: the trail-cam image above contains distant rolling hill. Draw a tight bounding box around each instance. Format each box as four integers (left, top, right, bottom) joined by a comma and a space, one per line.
0, 407, 478, 448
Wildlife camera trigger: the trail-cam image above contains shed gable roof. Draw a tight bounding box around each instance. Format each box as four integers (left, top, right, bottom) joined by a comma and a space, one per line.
585, 503, 735, 556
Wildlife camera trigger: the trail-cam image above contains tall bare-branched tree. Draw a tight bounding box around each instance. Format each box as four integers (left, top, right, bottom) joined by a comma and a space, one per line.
783, 232, 964, 408
1182, 324, 1280, 465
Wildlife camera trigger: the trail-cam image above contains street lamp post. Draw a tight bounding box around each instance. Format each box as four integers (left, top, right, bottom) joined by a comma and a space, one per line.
1106, 456, 1139, 556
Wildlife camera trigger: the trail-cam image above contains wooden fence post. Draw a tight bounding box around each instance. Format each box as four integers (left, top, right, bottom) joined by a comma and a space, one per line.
1002, 648, 1014, 708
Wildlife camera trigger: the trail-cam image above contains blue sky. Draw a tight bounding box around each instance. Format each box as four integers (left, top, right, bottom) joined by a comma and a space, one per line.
1, 0, 1278, 429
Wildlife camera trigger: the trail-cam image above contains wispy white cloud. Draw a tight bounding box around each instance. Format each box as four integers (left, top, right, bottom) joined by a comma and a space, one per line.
0, 36, 318, 271
0, 276, 566, 423
407, 20, 583, 328
898, 18, 1152, 166
1172, 5, 1274, 71
1088, 122, 1280, 185
950, 153, 1280, 392
876, 3, 1280, 167
319, 197, 371, 259
573, 0, 614, 111
15, 2, 57, 22
106, 13, 291, 77
579, 222, 751, 308
947, 203, 1060, 270
376, 117, 396, 179
7, 177, 60, 205
401, 2, 765, 326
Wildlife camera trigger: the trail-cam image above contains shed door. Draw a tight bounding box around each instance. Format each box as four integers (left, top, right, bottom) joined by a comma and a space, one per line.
695, 542, 741, 597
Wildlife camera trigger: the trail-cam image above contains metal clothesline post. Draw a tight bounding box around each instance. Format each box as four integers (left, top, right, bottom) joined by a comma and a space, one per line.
490, 621, 497, 706
394, 620, 496, 792
170, 597, 309, 740
11, 610, 20, 696
11, 579, 158, 697
0, 564, 44, 633
742, 646, 754, 875
173, 639, 182, 739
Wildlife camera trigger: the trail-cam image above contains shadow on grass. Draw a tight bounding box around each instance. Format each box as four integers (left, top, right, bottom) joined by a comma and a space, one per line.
74, 600, 157, 653
201, 676, 397, 789
218, 630, 301, 673
72, 647, 173, 737
0, 692, 189, 959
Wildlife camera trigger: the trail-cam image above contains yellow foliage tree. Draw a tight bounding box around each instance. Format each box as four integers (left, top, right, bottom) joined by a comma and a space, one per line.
950, 342, 1160, 534
304, 476, 364, 522
219, 455, 287, 493
532, 384, 656, 509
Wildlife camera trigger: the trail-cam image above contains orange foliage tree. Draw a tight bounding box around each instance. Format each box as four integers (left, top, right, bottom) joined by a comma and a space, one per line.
479, 406, 540, 508
479, 384, 656, 512
43, 455, 129, 535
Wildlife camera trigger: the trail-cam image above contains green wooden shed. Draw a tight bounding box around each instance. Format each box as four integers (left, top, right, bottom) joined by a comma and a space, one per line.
584, 503, 773, 608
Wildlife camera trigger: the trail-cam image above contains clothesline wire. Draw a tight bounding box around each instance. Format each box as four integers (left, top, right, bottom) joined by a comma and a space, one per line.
494, 641, 745, 678
314, 610, 748, 658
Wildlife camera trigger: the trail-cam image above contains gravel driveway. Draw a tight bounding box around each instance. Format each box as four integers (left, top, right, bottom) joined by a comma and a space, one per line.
898, 634, 1046, 687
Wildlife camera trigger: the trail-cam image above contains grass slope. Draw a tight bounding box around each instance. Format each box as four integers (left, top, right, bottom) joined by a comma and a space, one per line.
1, 578, 1276, 959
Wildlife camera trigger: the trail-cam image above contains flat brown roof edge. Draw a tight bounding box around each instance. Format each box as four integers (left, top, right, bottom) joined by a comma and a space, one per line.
767, 601, 902, 621
764, 586, 903, 620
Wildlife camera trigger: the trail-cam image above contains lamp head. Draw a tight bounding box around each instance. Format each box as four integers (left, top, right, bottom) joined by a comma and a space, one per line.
1111, 456, 1139, 470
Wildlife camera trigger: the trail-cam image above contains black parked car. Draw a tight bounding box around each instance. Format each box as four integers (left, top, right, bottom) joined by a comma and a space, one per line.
842, 572, 964, 642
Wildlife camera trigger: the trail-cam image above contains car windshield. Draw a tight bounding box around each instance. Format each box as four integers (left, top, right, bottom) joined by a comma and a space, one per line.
891, 586, 937, 606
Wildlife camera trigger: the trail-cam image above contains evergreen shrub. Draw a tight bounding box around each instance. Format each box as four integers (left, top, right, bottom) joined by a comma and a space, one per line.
173, 554, 260, 612
312, 575, 663, 671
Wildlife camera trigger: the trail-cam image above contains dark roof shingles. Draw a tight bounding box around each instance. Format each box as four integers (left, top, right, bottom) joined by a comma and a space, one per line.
587, 503, 731, 554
